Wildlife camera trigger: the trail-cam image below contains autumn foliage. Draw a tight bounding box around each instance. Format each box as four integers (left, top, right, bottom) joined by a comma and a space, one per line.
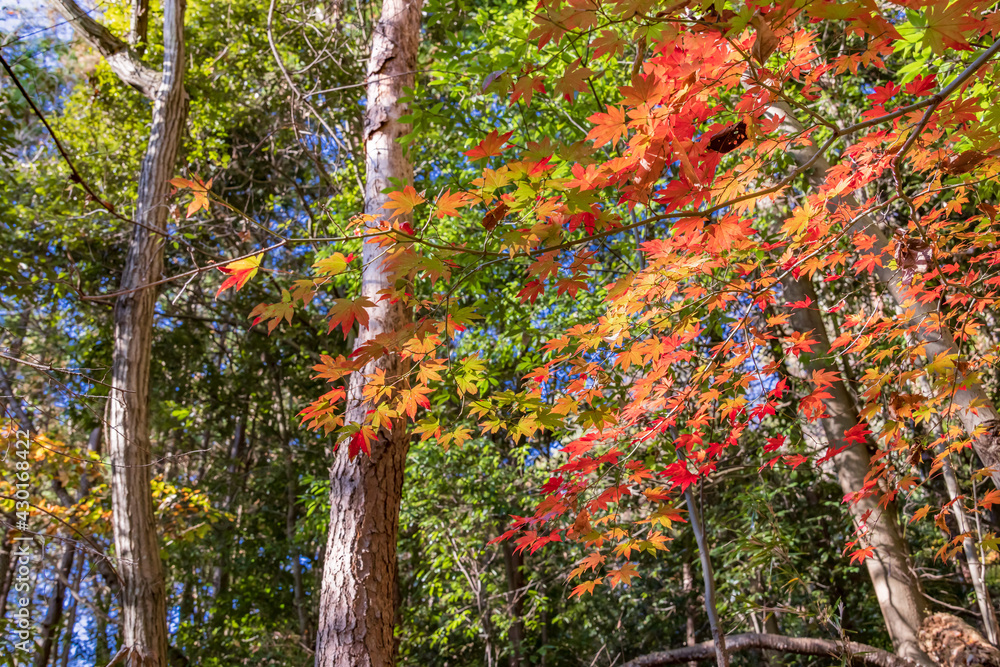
200, 0, 1000, 598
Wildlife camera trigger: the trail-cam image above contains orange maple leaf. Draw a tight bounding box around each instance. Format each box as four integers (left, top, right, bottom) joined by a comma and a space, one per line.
216, 253, 262, 297
607, 562, 640, 589
327, 296, 375, 337
569, 578, 602, 599
169, 177, 213, 218
434, 189, 474, 218
465, 130, 513, 161
382, 186, 425, 220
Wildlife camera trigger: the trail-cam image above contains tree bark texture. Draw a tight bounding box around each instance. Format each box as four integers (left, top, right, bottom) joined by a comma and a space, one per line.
314, 0, 421, 664
919, 613, 1000, 667
621, 633, 921, 667
781, 274, 932, 667
85, 0, 186, 662
502, 542, 526, 667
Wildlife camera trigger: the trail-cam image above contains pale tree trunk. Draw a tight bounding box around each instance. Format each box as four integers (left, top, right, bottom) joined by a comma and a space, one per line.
106, 0, 186, 656
51, 0, 188, 662
780, 274, 933, 667
767, 99, 1000, 489
313, 0, 421, 664
683, 482, 729, 667
934, 448, 1000, 643
752, 133, 932, 662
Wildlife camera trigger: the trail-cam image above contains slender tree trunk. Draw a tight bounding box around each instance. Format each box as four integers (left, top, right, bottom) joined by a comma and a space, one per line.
934, 447, 1000, 643
313, 0, 420, 663
502, 542, 526, 667
0, 521, 13, 621
780, 274, 933, 667
103, 0, 186, 661
768, 100, 1000, 489
94, 585, 111, 666
58, 554, 85, 667
35, 546, 75, 667
211, 411, 247, 608
682, 560, 697, 667
683, 483, 728, 667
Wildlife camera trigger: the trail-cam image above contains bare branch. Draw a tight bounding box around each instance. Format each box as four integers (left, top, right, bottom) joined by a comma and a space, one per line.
47, 0, 162, 98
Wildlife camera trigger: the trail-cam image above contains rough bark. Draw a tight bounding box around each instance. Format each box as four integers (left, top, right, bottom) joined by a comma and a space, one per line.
57, 0, 188, 662
621, 633, 921, 667
919, 613, 1000, 667
781, 274, 933, 667
768, 100, 1000, 489
49, 0, 161, 98
313, 0, 421, 664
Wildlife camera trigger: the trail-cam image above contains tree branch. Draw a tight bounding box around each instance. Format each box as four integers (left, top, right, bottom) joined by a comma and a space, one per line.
128, 0, 150, 51
47, 0, 162, 98
621, 634, 921, 667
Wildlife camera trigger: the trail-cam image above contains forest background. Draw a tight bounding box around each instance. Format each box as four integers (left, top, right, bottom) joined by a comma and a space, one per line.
4, 0, 1000, 665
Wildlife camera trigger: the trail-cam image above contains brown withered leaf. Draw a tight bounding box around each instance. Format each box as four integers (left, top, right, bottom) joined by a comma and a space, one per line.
482, 202, 509, 231
750, 11, 779, 64
941, 150, 989, 175
891, 228, 934, 285
707, 120, 748, 154
979, 202, 997, 222
888, 393, 925, 420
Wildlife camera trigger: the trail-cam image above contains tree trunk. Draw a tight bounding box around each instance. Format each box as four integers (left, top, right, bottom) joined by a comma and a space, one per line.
684, 482, 729, 667
502, 542, 526, 667
919, 613, 1000, 667
58, 554, 85, 667
780, 273, 932, 666
35, 546, 75, 667
933, 449, 1000, 643
313, 0, 420, 663
767, 100, 1000, 489
102, 0, 187, 661
682, 560, 697, 667
0, 521, 13, 621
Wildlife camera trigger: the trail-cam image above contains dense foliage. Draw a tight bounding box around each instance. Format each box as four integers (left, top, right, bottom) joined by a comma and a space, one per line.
5, 0, 1000, 664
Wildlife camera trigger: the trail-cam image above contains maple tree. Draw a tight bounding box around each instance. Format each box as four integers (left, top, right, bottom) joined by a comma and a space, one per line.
211, 0, 1000, 661
11, 0, 1000, 662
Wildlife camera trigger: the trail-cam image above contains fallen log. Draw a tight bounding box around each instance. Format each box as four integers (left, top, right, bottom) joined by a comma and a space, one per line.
622, 633, 920, 667
919, 613, 1000, 667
